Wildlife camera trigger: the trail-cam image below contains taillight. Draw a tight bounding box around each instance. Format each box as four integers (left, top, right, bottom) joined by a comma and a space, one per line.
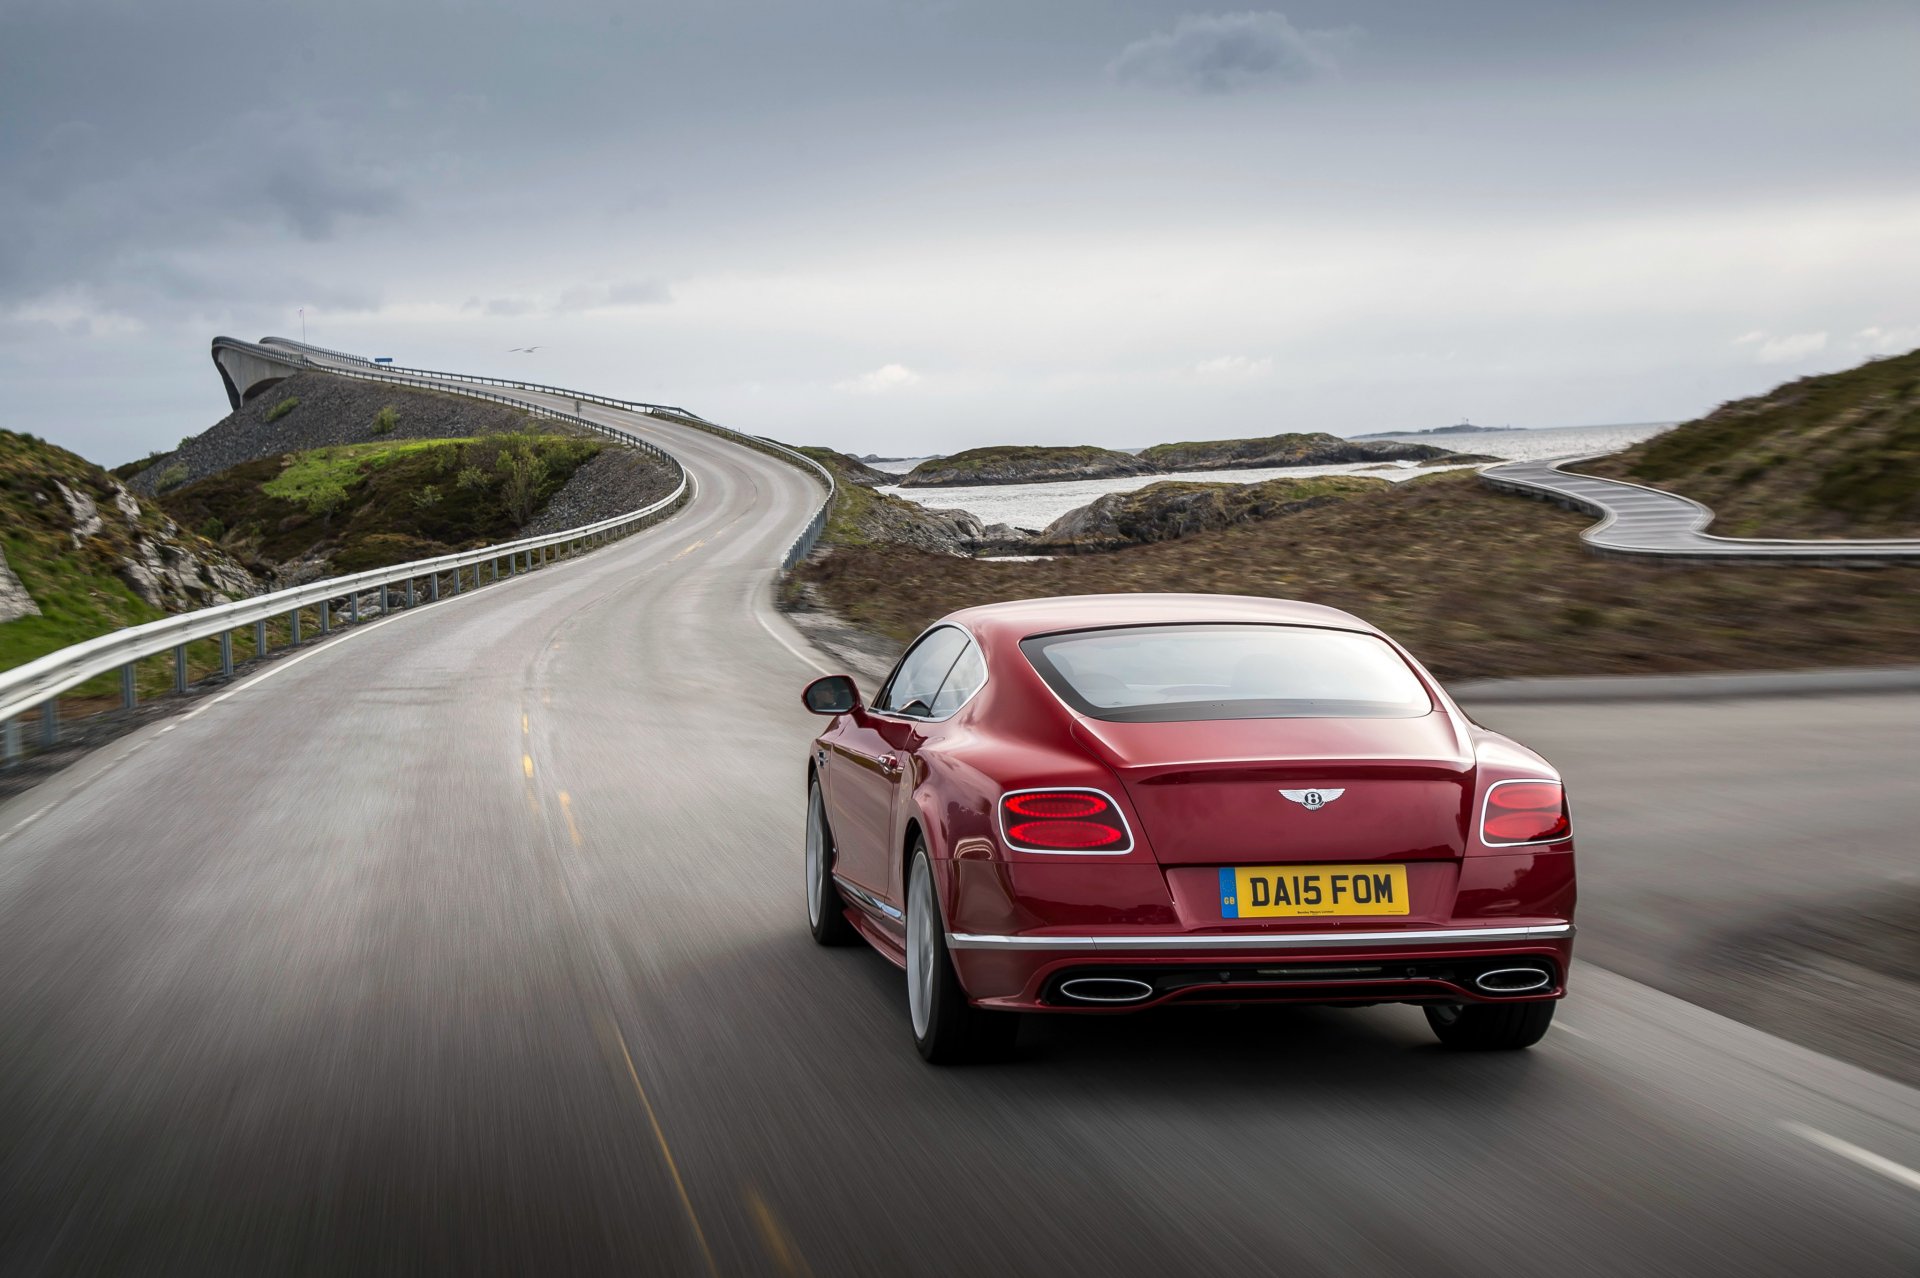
1000, 789, 1133, 853
1481, 779, 1571, 846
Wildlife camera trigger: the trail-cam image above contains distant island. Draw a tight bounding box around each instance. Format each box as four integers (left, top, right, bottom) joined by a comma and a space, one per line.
895, 433, 1454, 488
1352, 422, 1527, 439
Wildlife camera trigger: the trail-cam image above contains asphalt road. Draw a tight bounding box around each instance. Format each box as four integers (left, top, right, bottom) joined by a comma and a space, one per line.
2, 398, 1917, 1276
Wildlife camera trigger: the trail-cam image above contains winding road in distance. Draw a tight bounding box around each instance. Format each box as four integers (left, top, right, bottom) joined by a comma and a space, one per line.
1, 360, 1916, 1276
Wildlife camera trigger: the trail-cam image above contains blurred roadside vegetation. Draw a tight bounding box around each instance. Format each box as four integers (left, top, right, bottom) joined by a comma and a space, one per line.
793, 471, 1920, 682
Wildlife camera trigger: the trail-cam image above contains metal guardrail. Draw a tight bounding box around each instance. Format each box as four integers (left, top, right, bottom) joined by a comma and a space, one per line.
1, 356, 702, 763
0, 475, 690, 759
1481, 457, 1920, 565
3, 339, 842, 763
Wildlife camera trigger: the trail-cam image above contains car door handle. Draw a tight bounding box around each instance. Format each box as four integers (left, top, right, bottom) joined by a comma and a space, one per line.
878, 754, 902, 779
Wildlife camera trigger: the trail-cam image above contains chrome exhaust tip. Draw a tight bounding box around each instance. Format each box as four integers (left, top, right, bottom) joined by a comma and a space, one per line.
1058, 977, 1156, 1004
1474, 967, 1552, 994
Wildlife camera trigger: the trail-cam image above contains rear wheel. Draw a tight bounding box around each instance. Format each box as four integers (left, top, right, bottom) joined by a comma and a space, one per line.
1424, 1000, 1555, 1050
805, 781, 858, 946
906, 845, 1018, 1063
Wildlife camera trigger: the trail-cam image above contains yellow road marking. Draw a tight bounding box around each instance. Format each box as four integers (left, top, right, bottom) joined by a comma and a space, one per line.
746, 1187, 813, 1277
672, 539, 706, 560
608, 1019, 721, 1276
522, 753, 534, 778
558, 791, 583, 848
522, 712, 530, 734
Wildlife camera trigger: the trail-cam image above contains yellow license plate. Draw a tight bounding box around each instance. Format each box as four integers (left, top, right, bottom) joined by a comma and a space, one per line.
1219, 865, 1410, 918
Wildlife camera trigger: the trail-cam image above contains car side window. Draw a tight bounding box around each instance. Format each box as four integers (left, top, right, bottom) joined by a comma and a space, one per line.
928, 640, 986, 717
878, 627, 970, 717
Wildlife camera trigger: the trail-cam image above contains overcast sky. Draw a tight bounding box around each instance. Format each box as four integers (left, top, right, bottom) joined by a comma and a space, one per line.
4, 1, 1919, 464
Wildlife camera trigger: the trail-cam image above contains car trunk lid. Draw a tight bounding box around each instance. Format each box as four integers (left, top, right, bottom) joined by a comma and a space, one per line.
1073, 713, 1474, 865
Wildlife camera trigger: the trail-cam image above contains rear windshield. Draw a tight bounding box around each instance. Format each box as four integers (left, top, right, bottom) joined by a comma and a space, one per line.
1020, 624, 1432, 722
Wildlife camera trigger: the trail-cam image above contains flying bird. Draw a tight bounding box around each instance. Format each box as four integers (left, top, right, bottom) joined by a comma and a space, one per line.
508, 345, 544, 353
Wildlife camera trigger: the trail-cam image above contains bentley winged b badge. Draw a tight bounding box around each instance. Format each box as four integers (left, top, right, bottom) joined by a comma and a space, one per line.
1280, 788, 1345, 811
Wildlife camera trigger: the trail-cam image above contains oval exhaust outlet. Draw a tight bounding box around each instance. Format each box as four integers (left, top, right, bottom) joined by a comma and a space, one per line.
1475, 967, 1551, 994
1058, 977, 1155, 1003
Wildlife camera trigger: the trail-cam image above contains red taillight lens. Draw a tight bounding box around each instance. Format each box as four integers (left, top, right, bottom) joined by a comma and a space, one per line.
1487, 783, 1562, 812
1481, 781, 1570, 845
1005, 792, 1107, 819
1007, 820, 1123, 849
1000, 790, 1131, 853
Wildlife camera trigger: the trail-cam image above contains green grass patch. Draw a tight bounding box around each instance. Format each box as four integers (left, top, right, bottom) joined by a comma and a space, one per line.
265, 397, 300, 423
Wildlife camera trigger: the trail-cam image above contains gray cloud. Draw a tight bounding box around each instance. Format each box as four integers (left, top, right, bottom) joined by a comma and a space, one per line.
259, 164, 403, 241
557, 279, 673, 312
2, 0, 1916, 467
1109, 11, 1357, 94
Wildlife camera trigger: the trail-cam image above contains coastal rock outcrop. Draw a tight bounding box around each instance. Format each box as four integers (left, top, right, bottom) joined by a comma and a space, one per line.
1138, 432, 1451, 472
1034, 476, 1387, 551
897, 445, 1155, 488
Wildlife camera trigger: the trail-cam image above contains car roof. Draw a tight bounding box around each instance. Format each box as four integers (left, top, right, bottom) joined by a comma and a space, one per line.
943, 593, 1381, 645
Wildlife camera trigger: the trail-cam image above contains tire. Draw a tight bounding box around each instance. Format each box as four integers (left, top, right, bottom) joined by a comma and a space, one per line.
1424, 999, 1555, 1050
805, 781, 859, 947
905, 845, 1019, 1064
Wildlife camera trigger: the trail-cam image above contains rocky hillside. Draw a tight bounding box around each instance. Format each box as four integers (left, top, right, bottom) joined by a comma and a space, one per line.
1, 430, 258, 676
160, 433, 623, 581
1034, 476, 1387, 551
125, 371, 566, 496
897, 445, 1155, 488
1581, 348, 1920, 537
1139, 432, 1451, 471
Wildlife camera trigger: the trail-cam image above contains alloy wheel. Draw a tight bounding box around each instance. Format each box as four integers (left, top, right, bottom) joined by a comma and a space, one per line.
806, 785, 826, 928
907, 860, 937, 1040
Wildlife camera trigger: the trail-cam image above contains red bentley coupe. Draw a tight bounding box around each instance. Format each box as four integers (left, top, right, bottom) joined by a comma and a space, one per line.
801, 594, 1575, 1063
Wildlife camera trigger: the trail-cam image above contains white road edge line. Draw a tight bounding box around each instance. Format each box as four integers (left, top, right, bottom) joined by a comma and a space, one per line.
753, 600, 833, 676
1780, 1122, 1920, 1193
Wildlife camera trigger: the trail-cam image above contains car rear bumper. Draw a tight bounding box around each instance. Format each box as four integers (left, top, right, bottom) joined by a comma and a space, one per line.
948, 924, 1575, 1012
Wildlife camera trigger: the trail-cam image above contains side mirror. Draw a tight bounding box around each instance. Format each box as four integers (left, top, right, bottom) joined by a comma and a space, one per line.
802, 674, 862, 716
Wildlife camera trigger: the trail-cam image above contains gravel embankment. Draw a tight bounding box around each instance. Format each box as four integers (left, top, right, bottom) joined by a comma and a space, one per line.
128, 372, 569, 495
521, 448, 682, 536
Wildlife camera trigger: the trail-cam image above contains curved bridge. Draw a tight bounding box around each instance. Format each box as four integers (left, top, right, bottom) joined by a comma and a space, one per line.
1482, 457, 1920, 564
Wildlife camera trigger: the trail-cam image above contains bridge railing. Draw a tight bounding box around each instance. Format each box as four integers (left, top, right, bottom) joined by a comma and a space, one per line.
257, 337, 699, 418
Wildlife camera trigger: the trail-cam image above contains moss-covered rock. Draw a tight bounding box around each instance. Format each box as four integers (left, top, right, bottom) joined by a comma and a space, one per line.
1036, 476, 1388, 551
1140, 432, 1451, 471
897, 444, 1154, 488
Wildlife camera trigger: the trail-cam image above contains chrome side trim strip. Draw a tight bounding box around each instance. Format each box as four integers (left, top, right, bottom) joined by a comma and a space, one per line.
832, 873, 904, 921
945, 923, 1574, 952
